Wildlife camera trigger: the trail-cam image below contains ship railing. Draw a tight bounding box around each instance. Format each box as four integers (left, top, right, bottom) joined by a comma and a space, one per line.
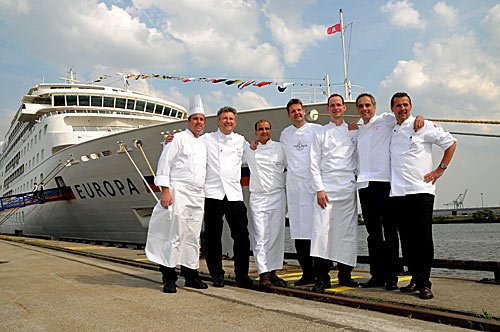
0, 187, 74, 212
291, 84, 364, 104
72, 126, 134, 133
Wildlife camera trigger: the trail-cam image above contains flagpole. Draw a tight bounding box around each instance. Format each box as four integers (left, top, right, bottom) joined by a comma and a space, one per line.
339, 9, 352, 100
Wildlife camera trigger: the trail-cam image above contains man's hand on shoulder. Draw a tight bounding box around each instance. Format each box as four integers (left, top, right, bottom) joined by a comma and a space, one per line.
164, 133, 175, 144
414, 116, 424, 132
250, 140, 259, 151
348, 123, 359, 131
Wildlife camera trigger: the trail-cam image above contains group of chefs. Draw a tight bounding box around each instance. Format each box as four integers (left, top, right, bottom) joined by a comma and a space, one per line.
145, 91, 457, 301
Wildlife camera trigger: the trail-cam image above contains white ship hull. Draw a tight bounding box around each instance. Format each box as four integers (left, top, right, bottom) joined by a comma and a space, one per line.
1, 100, 359, 243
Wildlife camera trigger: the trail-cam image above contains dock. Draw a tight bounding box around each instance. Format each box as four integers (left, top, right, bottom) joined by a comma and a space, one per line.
1, 235, 498, 331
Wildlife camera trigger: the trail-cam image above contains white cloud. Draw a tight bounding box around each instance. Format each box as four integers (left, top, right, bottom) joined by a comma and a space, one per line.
132, 0, 285, 77
262, 0, 327, 65
0, 0, 186, 72
433, 2, 458, 27
381, 0, 426, 29
481, 4, 500, 43
231, 90, 271, 111
0, 0, 31, 14
380, 31, 500, 120
380, 60, 428, 89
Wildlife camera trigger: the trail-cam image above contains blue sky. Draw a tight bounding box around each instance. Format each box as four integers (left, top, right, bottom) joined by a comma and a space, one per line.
0, 0, 499, 208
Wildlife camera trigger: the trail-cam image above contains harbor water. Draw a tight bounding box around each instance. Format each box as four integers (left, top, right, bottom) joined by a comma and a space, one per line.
284, 223, 499, 280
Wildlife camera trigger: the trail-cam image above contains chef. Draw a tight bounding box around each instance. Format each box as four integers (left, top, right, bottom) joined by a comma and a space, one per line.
309, 93, 359, 292
245, 119, 287, 288
389, 92, 457, 300
280, 98, 322, 286
145, 94, 208, 293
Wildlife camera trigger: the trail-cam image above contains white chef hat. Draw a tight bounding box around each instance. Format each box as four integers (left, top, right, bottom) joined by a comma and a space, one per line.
188, 94, 206, 117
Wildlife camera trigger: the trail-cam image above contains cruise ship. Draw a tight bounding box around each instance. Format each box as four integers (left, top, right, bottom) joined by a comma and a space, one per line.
0, 71, 359, 242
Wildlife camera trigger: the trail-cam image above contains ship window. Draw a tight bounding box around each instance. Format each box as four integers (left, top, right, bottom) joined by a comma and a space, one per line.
170, 109, 178, 118
177, 112, 183, 119
135, 100, 145, 111
79, 95, 90, 106
91, 96, 103, 107
126, 99, 135, 110
145, 102, 155, 113
66, 95, 77, 106
155, 105, 164, 114
115, 98, 126, 109
163, 107, 171, 116
103, 97, 114, 108
54, 95, 65, 106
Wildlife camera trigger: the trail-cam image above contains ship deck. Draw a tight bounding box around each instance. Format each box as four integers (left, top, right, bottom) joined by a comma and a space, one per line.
1, 235, 498, 331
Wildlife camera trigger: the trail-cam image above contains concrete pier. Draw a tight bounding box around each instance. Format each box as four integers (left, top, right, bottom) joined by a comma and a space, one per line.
0, 237, 497, 331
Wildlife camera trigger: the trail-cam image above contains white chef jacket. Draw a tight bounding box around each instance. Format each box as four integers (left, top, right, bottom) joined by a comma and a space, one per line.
244, 140, 286, 194
146, 129, 207, 269
356, 113, 395, 190
244, 140, 286, 274
200, 129, 249, 201
310, 122, 358, 199
155, 129, 207, 189
309, 121, 359, 266
280, 122, 322, 240
280, 122, 322, 179
390, 116, 457, 197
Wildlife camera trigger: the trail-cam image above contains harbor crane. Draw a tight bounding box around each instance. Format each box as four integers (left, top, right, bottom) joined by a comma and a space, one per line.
444, 189, 468, 209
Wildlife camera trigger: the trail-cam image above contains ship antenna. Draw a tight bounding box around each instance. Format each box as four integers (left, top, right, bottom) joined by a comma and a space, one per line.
58, 68, 80, 84
339, 9, 352, 101
117, 70, 130, 91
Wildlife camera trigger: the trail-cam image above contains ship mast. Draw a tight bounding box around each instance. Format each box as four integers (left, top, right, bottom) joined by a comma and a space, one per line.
339, 9, 352, 101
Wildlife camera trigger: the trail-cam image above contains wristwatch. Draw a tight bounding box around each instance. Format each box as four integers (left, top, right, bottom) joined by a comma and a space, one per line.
439, 162, 448, 170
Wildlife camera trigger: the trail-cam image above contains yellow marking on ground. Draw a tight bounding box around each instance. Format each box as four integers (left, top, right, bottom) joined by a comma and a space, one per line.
278, 272, 306, 278
133, 258, 151, 261
64, 246, 109, 250
325, 286, 358, 292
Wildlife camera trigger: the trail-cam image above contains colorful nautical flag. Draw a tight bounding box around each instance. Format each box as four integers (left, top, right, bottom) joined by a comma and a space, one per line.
225, 79, 242, 85
277, 82, 293, 92
253, 81, 273, 87
327, 23, 341, 35
238, 80, 255, 90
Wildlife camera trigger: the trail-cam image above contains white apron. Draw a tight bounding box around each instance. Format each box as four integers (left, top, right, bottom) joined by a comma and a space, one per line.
310, 186, 358, 266
145, 184, 204, 269
249, 190, 286, 274
286, 172, 315, 240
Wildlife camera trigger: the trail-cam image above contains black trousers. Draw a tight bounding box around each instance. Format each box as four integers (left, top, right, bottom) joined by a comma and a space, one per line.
204, 197, 250, 279
390, 193, 434, 289
359, 181, 399, 283
160, 265, 200, 283
295, 239, 314, 279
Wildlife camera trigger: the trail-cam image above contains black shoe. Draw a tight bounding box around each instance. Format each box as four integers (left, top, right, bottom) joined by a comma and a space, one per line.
269, 271, 287, 287
293, 275, 316, 286
339, 279, 360, 287
162, 281, 177, 293
400, 282, 418, 293
235, 275, 254, 288
212, 276, 225, 288
259, 272, 272, 289
385, 280, 399, 291
185, 278, 208, 289
418, 287, 434, 299
361, 277, 385, 288
312, 280, 331, 293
